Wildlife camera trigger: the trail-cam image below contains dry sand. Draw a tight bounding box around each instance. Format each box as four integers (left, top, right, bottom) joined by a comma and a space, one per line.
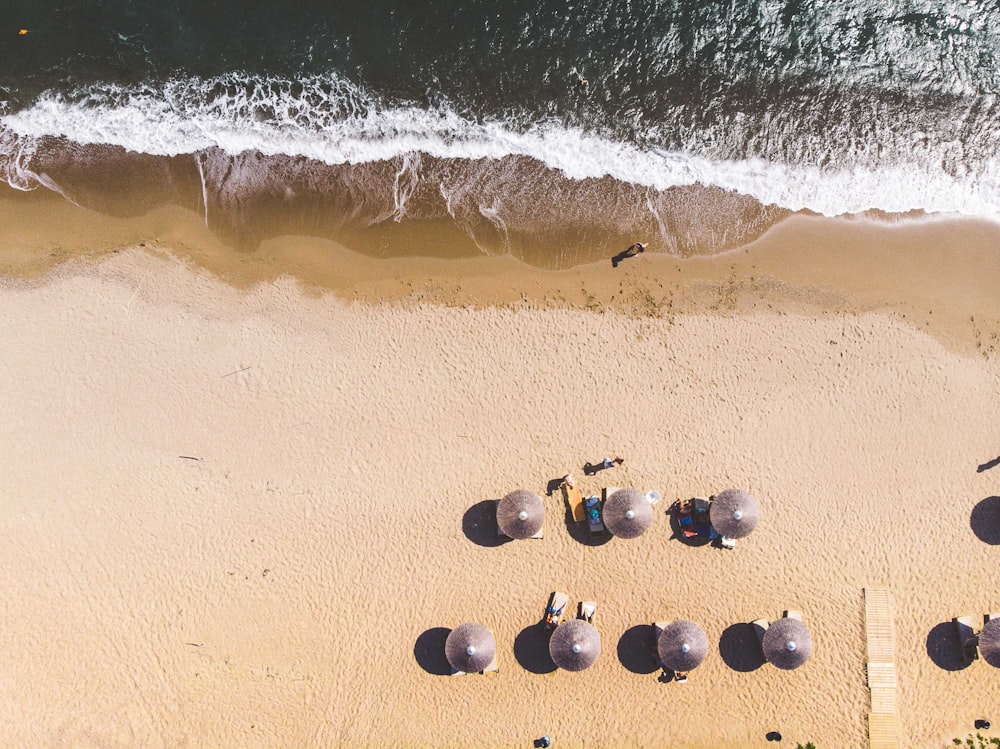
0, 196, 999, 748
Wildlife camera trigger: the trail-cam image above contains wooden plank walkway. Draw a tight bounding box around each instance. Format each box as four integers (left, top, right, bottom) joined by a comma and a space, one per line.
864, 587, 901, 749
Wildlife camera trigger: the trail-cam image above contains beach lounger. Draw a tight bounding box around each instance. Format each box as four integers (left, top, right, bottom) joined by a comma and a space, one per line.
676, 497, 717, 539
986, 613, 1000, 624
645, 490, 662, 505
651, 621, 689, 683
579, 601, 597, 623
752, 619, 770, 652
783, 610, 803, 621
585, 495, 606, 538
546, 591, 570, 630
720, 535, 736, 549
954, 616, 979, 662
452, 656, 498, 676
652, 621, 668, 669
562, 482, 585, 523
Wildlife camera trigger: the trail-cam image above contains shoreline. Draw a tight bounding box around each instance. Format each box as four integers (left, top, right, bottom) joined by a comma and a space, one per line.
2, 186, 1000, 358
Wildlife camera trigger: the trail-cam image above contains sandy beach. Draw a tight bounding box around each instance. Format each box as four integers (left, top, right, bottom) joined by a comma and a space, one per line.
1, 192, 999, 748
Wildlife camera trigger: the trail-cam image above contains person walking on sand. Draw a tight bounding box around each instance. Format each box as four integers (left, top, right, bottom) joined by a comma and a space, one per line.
602, 456, 624, 470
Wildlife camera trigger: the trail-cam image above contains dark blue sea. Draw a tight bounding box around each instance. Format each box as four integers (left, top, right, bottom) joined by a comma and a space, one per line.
2, 1, 999, 264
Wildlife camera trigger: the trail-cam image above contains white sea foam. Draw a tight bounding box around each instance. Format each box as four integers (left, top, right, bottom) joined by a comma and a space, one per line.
3, 73, 1000, 220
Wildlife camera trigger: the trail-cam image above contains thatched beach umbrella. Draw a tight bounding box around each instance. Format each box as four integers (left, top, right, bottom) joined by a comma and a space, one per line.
497, 489, 544, 539
549, 619, 601, 671
709, 489, 760, 539
445, 623, 496, 673
980, 618, 1000, 668
602, 489, 653, 539
762, 617, 813, 670
657, 620, 709, 672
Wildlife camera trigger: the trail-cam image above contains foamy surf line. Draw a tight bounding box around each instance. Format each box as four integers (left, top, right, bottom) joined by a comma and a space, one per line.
3, 73, 1000, 219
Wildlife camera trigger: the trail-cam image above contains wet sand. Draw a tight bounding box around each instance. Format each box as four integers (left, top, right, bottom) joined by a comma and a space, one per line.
0, 190, 998, 748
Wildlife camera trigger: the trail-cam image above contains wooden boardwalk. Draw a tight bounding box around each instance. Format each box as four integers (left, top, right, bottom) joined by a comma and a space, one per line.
864, 587, 901, 749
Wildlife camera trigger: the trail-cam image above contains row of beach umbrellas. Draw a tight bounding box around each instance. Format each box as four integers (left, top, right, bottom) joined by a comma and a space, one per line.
444, 617, 815, 673
497, 488, 761, 540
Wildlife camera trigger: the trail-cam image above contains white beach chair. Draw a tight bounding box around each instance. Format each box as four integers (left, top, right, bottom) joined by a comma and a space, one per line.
720, 535, 736, 549
645, 490, 662, 506
752, 619, 770, 651
652, 620, 690, 683
545, 591, 570, 630
579, 601, 597, 623
954, 615, 979, 663
783, 610, 803, 621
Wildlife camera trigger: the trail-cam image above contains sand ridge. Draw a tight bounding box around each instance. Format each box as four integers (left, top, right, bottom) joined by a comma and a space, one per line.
0, 250, 998, 748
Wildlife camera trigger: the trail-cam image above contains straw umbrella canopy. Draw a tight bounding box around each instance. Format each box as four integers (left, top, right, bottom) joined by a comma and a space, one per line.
980, 618, 1000, 668
709, 489, 760, 539
445, 623, 496, 673
762, 617, 813, 670
602, 489, 653, 539
549, 619, 601, 671
496, 490, 544, 539
657, 620, 709, 672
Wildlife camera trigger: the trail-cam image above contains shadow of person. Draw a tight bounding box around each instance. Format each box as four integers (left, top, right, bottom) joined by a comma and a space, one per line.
719, 623, 767, 672
545, 477, 565, 497
462, 499, 508, 547
970, 496, 1000, 545
414, 627, 453, 675
514, 624, 558, 674
926, 621, 974, 671
617, 624, 661, 674
977, 456, 1000, 473
611, 243, 644, 268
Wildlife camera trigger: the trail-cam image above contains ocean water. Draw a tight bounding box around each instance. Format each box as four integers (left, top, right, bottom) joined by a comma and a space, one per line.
2, 0, 999, 265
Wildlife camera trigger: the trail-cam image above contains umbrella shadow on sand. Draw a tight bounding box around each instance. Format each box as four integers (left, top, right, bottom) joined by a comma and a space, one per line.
414, 627, 453, 675
666, 511, 714, 548
462, 500, 508, 547
617, 624, 660, 674
514, 624, 558, 674
719, 623, 766, 672
970, 496, 1000, 545
562, 503, 612, 547
925, 621, 974, 671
